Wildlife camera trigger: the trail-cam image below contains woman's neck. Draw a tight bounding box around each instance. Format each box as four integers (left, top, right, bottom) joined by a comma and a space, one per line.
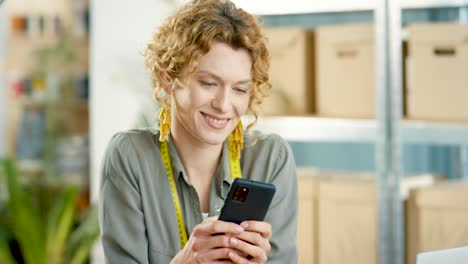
170, 128, 223, 184
170, 128, 222, 213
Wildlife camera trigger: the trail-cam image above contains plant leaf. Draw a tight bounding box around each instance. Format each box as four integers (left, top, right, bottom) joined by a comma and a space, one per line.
0, 221, 16, 264
46, 185, 78, 264
66, 206, 100, 264
2, 158, 45, 264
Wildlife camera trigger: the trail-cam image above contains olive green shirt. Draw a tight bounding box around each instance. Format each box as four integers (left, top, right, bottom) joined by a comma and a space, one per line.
99, 128, 298, 263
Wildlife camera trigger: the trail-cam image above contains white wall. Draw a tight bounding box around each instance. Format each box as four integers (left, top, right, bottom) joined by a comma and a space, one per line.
90, 0, 176, 203
90, 2, 178, 262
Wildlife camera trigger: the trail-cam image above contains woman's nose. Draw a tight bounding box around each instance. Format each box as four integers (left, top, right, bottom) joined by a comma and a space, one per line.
211, 88, 231, 113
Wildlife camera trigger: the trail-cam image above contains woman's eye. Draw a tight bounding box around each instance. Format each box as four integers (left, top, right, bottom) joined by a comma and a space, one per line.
199, 80, 217, 87
234, 87, 248, 94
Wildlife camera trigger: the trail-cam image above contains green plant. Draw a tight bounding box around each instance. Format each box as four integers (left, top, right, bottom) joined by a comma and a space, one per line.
0, 158, 100, 264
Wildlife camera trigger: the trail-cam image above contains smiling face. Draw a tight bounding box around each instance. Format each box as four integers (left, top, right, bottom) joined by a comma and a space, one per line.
170, 41, 252, 147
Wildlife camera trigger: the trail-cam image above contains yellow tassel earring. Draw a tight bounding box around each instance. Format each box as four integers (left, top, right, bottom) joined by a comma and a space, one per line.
231, 120, 244, 160
159, 104, 171, 142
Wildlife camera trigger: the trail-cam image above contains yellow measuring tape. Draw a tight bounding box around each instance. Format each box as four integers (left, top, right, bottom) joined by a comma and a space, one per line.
160, 134, 242, 249
227, 134, 242, 180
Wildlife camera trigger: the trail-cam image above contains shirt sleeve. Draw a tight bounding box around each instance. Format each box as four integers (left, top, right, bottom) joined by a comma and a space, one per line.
99, 133, 149, 264
265, 137, 299, 264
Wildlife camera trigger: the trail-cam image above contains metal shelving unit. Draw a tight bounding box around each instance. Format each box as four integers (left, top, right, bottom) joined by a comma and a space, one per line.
232, 0, 468, 15
243, 1, 468, 264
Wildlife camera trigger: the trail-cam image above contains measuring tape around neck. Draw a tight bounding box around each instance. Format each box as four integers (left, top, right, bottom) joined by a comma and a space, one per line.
160, 134, 242, 249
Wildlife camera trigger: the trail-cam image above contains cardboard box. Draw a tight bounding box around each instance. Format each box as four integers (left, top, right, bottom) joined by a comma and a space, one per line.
316, 24, 375, 118
406, 180, 468, 264
297, 169, 368, 264
297, 168, 321, 264
406, 23, 468, 122
318, 176, 377, 264
297, 171, 440, 264
262, 27, 315, 115
315, 173, 440, 264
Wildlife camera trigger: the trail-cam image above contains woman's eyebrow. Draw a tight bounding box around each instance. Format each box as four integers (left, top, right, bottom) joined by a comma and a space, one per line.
196, 70, 222, 81
196, 70, 252, 84
235, 80, 252, 85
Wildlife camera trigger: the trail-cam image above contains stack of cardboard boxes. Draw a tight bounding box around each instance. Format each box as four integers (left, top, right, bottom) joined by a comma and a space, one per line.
262, 24, 375, 118
262, 23, 468, 122
296, 170, 468, 264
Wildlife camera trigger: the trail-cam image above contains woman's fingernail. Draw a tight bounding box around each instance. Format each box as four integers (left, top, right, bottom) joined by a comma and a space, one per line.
241, 222, 249, 228
236, 226, 244, 233
230, 237, 238, 245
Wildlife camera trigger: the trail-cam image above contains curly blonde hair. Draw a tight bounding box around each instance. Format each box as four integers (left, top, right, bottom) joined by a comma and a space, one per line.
144, 0, 271, 131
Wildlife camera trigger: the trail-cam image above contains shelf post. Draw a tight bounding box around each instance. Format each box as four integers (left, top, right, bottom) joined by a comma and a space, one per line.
459, 4, 468, 180
375, 0, 404, 264
461, 147, 468, 179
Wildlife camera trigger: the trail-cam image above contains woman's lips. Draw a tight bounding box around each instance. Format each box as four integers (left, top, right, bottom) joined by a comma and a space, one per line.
201, 112, 230, 129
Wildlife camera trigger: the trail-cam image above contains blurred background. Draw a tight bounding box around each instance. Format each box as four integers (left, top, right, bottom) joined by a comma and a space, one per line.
1, 0, 468, 264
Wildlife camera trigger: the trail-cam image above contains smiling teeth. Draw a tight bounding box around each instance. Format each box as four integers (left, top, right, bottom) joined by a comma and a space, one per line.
206, 115, 227, 125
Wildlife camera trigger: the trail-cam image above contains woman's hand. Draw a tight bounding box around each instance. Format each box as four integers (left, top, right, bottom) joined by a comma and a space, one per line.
171, 217, 246, 264
226, 221, 272, 264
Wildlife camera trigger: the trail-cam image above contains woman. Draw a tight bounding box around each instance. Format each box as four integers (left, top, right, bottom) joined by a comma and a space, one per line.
98, 0, 298, 263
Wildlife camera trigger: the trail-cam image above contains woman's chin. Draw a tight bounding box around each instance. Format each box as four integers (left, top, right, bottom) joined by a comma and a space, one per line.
196, 131, 230, 146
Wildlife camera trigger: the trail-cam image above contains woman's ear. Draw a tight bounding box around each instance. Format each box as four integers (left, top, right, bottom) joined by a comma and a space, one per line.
158, 70, 173, 94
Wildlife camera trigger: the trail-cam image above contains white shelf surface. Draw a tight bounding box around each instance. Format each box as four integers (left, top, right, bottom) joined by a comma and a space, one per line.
255, 117, 468, 145
255, 116, 377, 143
231, 0, 468, 15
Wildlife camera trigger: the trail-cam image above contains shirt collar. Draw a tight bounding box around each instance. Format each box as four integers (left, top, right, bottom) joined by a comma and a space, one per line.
166, 134, 187, 181
161, 131, 236, 198
217, 139, 235, 198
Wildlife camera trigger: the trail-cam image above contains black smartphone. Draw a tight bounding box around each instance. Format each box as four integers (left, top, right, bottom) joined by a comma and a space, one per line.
218, 178, 276, 224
